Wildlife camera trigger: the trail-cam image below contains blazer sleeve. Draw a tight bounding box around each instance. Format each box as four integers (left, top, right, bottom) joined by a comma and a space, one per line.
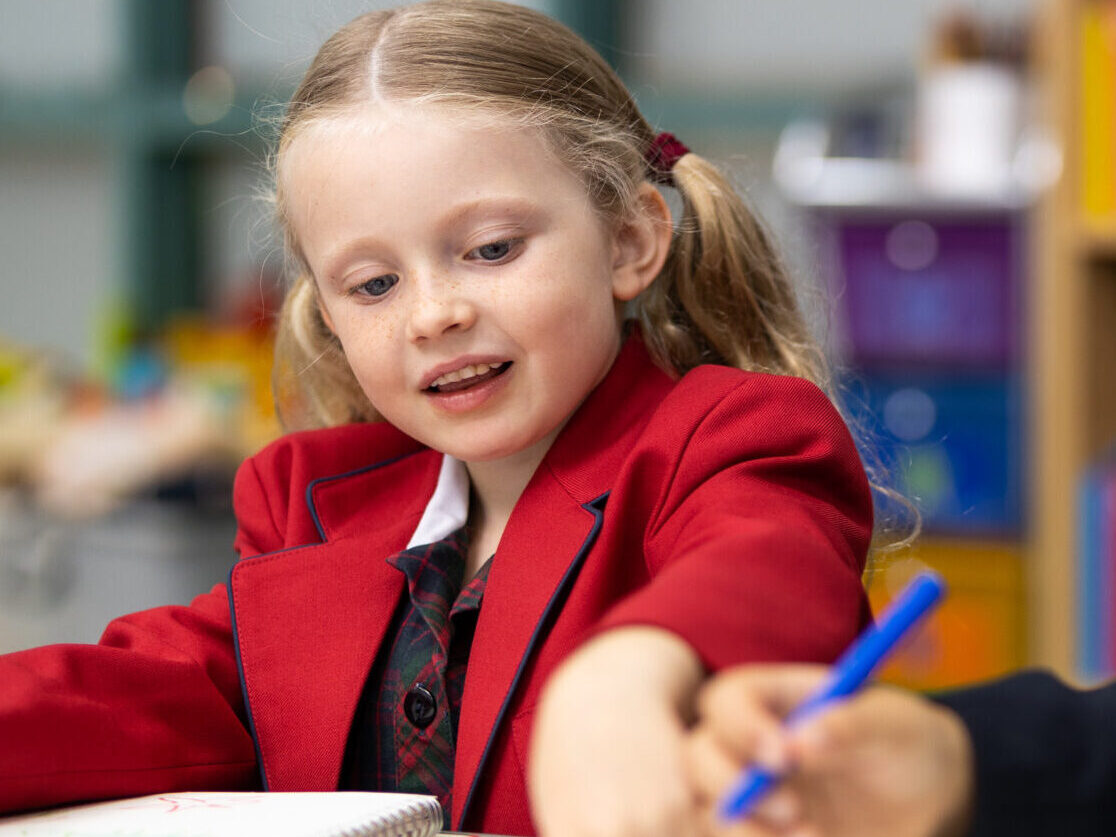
0, 586, 258, 814
594, 371, 874, 669
932, 670, 1116, 836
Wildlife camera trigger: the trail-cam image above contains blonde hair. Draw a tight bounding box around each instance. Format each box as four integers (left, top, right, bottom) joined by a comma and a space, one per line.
272, 0, 829, 429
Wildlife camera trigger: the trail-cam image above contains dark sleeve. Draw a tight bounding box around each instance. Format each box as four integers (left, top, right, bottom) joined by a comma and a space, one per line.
932, 670, 1116, 836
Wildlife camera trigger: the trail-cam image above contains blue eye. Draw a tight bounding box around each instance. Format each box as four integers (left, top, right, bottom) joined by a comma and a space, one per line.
477, 241, 511, 260
355, 274, 398, 297
469, 239, 520, 262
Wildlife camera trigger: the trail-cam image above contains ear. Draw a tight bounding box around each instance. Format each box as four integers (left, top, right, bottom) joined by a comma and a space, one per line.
610, 182, 673, 302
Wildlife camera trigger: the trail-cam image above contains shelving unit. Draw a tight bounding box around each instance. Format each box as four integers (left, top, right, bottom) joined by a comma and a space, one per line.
793, 192, 1029, 690
1031, 0, 1116, 677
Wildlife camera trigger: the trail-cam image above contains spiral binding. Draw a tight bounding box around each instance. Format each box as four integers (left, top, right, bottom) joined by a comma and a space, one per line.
331, 795, 442, 837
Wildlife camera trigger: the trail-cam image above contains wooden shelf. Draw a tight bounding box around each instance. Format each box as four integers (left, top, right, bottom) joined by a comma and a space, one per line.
1030, 0, 1116, 679
1078, 217, 1116, 258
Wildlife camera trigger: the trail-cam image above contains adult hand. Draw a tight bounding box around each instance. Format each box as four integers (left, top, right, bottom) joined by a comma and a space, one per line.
685, 665, 974, 837
529, 626, 705, 837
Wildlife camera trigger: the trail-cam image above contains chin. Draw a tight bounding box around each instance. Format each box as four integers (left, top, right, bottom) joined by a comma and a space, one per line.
444, 429, 550, 465
450, 443, 523, 463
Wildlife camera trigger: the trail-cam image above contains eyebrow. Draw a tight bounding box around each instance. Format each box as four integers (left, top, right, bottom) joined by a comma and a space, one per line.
439, 196, 543, 229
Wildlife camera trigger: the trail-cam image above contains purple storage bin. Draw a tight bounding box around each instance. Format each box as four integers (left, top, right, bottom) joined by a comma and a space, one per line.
820, 213, 1023, 369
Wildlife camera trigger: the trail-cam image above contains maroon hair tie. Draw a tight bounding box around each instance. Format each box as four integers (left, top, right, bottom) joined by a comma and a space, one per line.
646, 132, 690, 184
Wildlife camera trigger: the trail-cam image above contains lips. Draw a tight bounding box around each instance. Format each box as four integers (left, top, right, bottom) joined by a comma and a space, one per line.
425, 361, 512, 393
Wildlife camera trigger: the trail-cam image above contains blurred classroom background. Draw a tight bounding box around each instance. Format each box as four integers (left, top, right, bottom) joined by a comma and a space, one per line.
1, 0, 1114, 692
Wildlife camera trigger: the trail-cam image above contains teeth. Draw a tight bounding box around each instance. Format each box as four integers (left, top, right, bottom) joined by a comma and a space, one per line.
430, 362, 500, 389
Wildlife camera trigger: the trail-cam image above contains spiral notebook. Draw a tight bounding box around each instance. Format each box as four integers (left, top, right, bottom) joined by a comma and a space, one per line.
0, 792, 444, 837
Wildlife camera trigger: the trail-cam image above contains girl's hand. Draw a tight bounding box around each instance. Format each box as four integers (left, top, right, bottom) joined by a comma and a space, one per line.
684, 665, 974, 837
528, 626, 706, 837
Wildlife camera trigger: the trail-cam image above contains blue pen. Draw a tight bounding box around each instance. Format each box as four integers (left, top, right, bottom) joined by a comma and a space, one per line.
718, 570, 946, 821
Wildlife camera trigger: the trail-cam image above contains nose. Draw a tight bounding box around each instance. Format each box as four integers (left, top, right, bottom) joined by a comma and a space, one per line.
405, 276, 477, 342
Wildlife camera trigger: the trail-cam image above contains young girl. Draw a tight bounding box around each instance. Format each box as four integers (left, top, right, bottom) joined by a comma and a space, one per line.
0, 2, 873, 835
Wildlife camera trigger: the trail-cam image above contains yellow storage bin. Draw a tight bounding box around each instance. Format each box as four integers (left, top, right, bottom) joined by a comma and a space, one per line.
865, 538, 1025, 691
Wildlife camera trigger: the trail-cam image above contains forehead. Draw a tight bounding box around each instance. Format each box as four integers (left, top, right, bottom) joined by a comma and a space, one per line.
280, 103, 585, 212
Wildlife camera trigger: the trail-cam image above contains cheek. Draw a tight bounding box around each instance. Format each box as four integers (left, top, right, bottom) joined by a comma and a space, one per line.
326, 300, 400, 346
541, 284, 617, 340
507, 253, 617, 333
327, 312, 402, 385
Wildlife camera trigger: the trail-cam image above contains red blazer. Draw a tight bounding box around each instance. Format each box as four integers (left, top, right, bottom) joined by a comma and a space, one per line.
0, 336, 872, 834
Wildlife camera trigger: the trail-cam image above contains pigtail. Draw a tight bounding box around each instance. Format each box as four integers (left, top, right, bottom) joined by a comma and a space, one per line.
272, 274, 379, 430
645, 153, 921, 552
635, 151, 830, 393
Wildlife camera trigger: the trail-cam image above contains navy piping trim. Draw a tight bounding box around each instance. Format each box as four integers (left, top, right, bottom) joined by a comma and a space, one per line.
228, 540, 345, 790
305, 450, 424, 542
456, 491, 610, 830
227, 562, 269, 791
229, 447, 425, 790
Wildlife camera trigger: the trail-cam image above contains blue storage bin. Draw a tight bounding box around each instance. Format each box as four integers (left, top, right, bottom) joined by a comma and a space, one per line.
843, 372, 1024, 535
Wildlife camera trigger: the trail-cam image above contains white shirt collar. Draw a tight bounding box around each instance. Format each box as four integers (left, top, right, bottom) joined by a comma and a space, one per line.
405, 453, 470, 548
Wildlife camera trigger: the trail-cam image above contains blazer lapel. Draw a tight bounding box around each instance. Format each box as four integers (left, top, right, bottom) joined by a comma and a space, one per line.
229, 448, 442, 791
452, 333, 676, 828
452, 465, 606, 828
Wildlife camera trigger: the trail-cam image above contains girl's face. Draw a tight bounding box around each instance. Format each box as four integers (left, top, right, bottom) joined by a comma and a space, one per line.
282, 104, 662, 464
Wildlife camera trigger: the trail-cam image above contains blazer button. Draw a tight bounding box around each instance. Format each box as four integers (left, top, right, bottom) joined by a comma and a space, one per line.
404, 683, 437, 729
